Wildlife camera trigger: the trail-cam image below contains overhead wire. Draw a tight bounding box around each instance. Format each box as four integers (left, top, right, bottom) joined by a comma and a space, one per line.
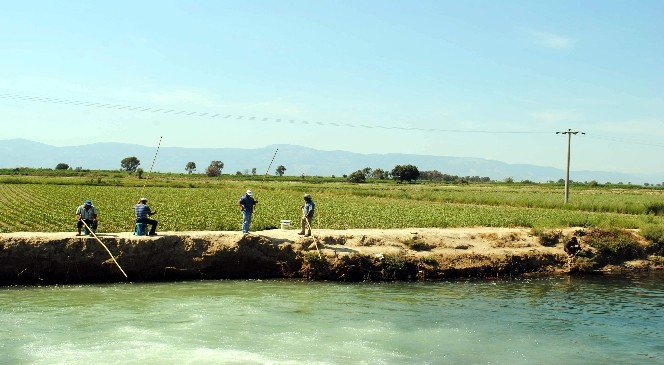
3, 92, 662, 149
1, 92, 551, 135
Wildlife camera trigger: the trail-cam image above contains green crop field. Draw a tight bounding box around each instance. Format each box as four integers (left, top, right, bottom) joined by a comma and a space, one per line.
0, 174, 662, 233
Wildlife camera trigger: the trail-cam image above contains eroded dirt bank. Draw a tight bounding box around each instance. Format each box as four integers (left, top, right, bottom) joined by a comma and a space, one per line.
0, 227, 657, 285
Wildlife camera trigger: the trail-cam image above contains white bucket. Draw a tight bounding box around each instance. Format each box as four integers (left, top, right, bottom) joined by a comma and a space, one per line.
280, 220, 291, 230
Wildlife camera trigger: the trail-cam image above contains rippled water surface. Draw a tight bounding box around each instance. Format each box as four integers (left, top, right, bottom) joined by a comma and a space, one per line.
2, 274, 663, 364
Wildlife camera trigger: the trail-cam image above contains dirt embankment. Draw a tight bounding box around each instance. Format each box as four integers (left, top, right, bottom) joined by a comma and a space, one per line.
0, 227, 658, 285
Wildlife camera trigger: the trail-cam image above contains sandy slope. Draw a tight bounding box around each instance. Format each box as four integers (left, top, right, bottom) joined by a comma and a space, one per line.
0, 227, 653, 284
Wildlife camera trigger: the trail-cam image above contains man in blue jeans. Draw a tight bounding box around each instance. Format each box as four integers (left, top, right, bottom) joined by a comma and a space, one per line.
298, 194, 315, 237
134, 197, 158, 236
238, 189, 257, 234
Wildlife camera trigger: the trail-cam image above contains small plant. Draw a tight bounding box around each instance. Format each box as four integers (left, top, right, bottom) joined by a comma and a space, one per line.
402, 238, 433, 251
641, 224, 664, 255
383, 253, 406, 272
572, 256, 597, 272
305, 251, 327, 265
532, 229, 562, 247
574, 228, 587, 237
420, 255, 438, 265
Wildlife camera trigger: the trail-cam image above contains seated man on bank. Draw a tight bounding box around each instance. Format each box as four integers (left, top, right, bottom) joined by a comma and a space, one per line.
564, 236, 582, 256
75, 199, 98, 236
134, 197, 158, 236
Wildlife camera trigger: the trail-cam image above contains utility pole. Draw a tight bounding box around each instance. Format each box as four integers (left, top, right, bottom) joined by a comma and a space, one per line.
556, 129, 585, 204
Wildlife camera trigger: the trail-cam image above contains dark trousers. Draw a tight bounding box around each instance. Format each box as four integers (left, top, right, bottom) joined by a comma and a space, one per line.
136, 218, 158, 235
77, 219, 97, 231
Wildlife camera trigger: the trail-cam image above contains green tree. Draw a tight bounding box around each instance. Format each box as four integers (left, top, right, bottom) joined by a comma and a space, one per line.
136, 167, 144, 179
275, 165, 286, 176
55, 163, 69, 170
421, 170, 443, 181
251, 167, 257, 175
348, 170, 366, 183
391, 164, 420, 183
185, 162, 197, 174
121, 157, 140, 173
371, 168, 387, 180
206, 161, 224, 177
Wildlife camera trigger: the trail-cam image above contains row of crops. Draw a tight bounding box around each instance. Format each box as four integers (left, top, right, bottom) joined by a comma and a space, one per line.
0, 179, 662, 233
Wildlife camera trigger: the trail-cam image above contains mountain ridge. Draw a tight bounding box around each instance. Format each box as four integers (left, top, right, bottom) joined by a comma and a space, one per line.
0, 139, 661, 185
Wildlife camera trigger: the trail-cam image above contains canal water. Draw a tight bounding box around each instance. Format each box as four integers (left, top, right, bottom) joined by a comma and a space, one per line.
1, 274, 662, 364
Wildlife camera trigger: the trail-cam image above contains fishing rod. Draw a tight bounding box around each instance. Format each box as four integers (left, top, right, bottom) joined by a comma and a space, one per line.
80, 220, 128, 278
130, 136, 162, 232
139, 135, 163, 199
252, 148, 278, 216
262, 148, 279, 183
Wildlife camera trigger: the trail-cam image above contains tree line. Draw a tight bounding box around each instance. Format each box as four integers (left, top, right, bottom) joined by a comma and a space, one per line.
119, 158, 287, 178
346, 165, 492, 184
48, 158, 662, 187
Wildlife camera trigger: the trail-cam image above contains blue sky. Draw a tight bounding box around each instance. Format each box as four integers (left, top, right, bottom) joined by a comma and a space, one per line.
1, 0, 662, 176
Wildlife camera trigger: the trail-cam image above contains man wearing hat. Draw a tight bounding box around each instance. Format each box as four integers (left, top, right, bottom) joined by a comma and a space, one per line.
298, 194, 315, 237
134, 197, 158, 236
75, 199, 98, 236
238, 189, 258, 234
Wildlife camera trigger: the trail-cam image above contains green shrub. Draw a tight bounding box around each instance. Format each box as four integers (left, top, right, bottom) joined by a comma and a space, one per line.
585, 228, 644, 261
641, 224, 664, 255
532, 229, 562, 247
383, 253, 406, 272
305, 251, 327, 265
573, 256, 597, 272
645, 202, 664, 216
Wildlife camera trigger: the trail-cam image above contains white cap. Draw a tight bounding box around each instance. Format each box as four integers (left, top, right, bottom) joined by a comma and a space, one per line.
246, 190, 253, 196
140, 197, 148, 202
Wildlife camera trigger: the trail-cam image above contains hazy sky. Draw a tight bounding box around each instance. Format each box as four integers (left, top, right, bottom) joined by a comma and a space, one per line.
1, 0, 662, 175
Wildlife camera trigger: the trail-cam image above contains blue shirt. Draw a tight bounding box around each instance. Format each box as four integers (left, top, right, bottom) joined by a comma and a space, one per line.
303, 200, 315, 218
239, 195, 256, 214
134, 203, 152, 219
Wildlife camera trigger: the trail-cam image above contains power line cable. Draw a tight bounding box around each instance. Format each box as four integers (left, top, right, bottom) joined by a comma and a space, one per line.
0, 92, 550, 135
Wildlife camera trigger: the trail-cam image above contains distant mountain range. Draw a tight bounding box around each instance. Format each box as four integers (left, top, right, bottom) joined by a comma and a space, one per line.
0, 139, 661, 185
